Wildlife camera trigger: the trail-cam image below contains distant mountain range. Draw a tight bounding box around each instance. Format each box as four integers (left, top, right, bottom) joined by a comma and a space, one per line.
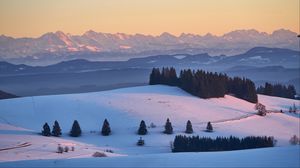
0, 47, 299, 96
0, 29, 298, 65
0, 47, 299, 76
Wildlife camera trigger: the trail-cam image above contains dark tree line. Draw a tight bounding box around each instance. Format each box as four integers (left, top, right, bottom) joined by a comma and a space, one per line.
149, 67, 258, 103
172, 135, 275, 152
257, 82, 296, 99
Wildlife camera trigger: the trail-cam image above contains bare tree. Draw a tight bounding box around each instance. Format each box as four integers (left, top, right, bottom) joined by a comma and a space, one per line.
255, 103, 267, 116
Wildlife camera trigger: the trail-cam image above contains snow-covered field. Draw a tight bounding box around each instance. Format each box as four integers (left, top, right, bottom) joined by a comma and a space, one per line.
0, 85, 299, 167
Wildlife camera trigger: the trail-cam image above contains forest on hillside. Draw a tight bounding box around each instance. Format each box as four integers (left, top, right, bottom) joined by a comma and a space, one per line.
257, 82, 296, 99
149, 67, 258, 103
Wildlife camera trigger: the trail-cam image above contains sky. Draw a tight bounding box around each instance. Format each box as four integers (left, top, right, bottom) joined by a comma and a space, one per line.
0, 0, 298, 38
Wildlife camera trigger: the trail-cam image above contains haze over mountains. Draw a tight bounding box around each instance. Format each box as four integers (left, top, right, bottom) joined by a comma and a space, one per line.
0, 29, 298, 65
0, 47, 299, 96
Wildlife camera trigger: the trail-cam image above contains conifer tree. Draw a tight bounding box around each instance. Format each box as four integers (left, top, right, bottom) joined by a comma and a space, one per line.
185, 120, 193, 134
70, 120, 82, 137
52, 120, 62, 137
138, 120, 147, 135
101, 119, 111, 136
164, 118, 173, 134
292, 103, 297, 113
289, 106, 293, 113
206, 122, 213, 132
42, 122, 51, 136
137, 137, 145, 146
149, 68, 161, 85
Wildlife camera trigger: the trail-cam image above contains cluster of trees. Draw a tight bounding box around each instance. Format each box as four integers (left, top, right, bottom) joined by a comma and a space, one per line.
149, 68, 258, 103
42, 119, 111, 137
172, 135, 275, 152
257, 83, 296, 99
41, 120, 81, 137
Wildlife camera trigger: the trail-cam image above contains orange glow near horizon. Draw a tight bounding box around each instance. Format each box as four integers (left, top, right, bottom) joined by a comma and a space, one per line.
0, 0, 299, 38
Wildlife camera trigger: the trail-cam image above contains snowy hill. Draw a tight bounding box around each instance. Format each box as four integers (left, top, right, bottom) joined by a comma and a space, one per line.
0, 85, 299, 166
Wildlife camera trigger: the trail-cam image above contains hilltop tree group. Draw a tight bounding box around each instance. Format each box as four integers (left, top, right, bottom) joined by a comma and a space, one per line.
149, 67, 258, 103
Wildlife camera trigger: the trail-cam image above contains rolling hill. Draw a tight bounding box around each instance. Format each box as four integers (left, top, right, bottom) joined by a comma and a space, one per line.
0, 85, 299, 167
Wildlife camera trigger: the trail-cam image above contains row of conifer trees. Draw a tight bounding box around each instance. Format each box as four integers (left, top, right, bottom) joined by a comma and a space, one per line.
172, 135, 275, 152
42, 119, 213, 137
41, 119, 111, 137
149, 67, 258, 103
138, 119, 213, 135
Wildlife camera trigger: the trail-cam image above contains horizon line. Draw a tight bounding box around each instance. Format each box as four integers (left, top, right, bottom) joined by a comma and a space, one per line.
1, 28, 298, 39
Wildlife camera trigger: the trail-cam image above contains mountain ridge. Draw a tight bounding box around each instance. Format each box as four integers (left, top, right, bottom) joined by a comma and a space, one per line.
0, 47, 299, 76
0, 29, 298, 65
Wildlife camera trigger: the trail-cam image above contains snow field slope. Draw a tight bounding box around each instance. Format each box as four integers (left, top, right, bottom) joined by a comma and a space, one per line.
1, 146, 299, 168
0, 85, 299, 163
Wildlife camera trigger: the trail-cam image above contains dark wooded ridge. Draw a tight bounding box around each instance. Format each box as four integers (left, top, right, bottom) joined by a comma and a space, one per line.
149, 67, 258, 103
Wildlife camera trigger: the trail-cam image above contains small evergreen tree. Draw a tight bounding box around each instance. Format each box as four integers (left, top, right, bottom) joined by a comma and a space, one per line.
289, 135, 300, 145
206, 122, 213, 132
101, 119, 111, 136
185, 120, 193, 134
42, 122, 51, 136
70, 120, 82, 137
292, 103, 297, 113
137, 137, 145, 146
138, 120, 147, 135
52, 120, 62, 137
289, 106, 293, 113
164, 118, 173, 134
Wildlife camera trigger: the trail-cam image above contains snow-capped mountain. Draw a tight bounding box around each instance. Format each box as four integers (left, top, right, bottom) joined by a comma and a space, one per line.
0, 29, 298, 64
